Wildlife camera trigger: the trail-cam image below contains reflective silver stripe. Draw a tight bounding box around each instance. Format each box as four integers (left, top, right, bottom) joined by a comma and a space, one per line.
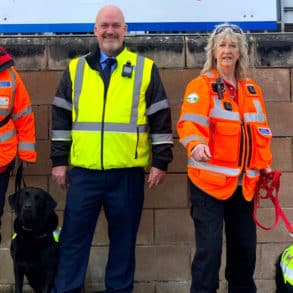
10, 68, 16, 111
188, 158, 241, 176
246, 169, 260, 177
51, 130, 72, 140
151, 133, 173, 144
178, 113, 209, 128
18, 142, 35, 151
0, 109, 11, 116
73, 55, 147, 133
280, 262, 293, 283
210, 98, 241, 121
130, 55, 144, 124
244, 100, 266, 123
74, 56, 87, 122
11, 105, 33, 121
181, 135, 206, 147
72, 122, 148, 133
146, 99, 170, 115
0, 68, 16, 116
53, 96, 72, 111
207, 90, 265, 123
0, 129, 15, 142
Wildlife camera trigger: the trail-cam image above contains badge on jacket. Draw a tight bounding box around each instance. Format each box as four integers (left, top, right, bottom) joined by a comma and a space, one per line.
258, 127, 271, 136
186, 93, 199, 103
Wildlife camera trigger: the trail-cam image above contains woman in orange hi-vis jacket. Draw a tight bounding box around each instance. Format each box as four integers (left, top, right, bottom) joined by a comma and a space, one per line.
0, 47, 36, 243
177, 24, 272, 293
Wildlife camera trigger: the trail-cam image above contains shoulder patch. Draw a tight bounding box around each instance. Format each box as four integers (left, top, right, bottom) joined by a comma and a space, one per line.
247, 84, 257, 94
186, 93, 199, 103
258, 127, 271, 136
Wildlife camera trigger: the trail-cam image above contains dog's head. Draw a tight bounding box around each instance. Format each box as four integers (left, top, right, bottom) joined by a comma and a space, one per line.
8, 187, 57, 231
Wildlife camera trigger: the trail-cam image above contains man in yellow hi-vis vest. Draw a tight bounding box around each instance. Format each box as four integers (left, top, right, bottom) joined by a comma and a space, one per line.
50, 5, 173, 293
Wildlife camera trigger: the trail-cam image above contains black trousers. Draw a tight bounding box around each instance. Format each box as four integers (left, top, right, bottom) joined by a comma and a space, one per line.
0, 160, 15, 223
52, 167, 145, 293
189, 179, 257, 293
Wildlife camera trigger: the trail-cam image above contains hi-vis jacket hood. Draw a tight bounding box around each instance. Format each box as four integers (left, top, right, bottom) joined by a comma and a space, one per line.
0, 47, 36, 169
177, 69, 272, 201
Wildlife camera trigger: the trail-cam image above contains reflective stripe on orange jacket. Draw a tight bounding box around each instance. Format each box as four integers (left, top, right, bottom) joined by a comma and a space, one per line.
177, 69, 272, 201
0, 66, 36, 168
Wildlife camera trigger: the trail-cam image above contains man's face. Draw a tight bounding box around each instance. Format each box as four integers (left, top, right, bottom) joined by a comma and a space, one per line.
94, 7, 127, 56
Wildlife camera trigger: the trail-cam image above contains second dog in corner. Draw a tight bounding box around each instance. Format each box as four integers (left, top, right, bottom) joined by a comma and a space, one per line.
276, 245, 293, 293
9, 186, 59, 293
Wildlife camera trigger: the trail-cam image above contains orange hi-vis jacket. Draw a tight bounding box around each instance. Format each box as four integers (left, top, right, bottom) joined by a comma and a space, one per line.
0, 48, 36, 172
177, 69, 272, 201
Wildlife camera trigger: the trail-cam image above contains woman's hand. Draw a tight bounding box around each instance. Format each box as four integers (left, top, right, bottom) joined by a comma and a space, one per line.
191, 144, 212, 162
261, 166, 273, 175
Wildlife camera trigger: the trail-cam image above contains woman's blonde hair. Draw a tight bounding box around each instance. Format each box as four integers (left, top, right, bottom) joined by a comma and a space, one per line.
201, 23, 249, 80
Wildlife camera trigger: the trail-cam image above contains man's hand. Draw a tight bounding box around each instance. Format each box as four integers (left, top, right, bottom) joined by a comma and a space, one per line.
52, 166, 68, 190
147, 167, 166, 189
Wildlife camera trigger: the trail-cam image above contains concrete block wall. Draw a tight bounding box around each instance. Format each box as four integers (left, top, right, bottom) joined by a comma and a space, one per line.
0, 33, 293, 292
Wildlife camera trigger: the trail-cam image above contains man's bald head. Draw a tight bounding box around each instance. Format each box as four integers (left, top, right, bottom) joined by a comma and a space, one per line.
94, 5, 127, 56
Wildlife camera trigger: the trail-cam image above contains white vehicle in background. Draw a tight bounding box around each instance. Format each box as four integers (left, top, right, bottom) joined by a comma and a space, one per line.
0, 0, 280, 34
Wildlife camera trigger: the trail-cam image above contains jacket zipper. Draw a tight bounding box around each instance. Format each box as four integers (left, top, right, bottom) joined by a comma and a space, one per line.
238, 121, 245, 167
100, 83, 109, 170
135, 127, 139, 159
246, 125, 253, 168
239, 120, 253, 171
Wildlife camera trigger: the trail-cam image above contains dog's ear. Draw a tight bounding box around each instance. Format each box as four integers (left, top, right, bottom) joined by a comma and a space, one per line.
8, 192, 18, 210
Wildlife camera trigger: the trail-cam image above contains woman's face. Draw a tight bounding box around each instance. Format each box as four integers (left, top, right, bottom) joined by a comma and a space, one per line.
214, 36, 240, 71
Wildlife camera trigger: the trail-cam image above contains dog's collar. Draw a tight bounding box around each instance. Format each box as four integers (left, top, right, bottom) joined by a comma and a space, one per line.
21, 225, 49, 238
12, 231, 48, 239
38, 232, 50, 239
12, 227, 61, 243
21, 225, 33, 232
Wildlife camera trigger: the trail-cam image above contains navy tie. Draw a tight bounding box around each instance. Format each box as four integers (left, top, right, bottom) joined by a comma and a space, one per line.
103, 58, 116, 87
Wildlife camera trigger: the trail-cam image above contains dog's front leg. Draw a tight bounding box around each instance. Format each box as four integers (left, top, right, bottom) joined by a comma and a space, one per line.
14, 266, 24, 293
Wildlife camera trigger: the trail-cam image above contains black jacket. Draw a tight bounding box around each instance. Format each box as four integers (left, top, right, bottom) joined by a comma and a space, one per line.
51, 46, 173, 171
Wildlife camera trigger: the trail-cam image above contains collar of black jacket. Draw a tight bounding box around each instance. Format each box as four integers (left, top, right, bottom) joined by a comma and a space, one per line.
86, 44, 125, 71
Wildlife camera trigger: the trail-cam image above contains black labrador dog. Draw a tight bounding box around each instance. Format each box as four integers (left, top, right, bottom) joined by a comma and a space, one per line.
276, 245, 293, 293
9, 187, 59, 293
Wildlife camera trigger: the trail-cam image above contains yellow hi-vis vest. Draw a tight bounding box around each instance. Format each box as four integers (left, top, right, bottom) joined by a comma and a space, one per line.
281, 245, 293, 285
68, 48, 153, 170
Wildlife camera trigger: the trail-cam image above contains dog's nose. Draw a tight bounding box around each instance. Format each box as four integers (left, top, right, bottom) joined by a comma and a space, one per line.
23, 203, 32, 210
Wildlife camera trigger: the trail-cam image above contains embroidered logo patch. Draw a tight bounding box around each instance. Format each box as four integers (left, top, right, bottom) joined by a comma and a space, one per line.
186, 93, 199, 103
258, 127, 271, 136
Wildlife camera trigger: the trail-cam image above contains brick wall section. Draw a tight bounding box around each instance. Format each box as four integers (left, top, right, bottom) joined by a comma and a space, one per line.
0, 33, 292, 292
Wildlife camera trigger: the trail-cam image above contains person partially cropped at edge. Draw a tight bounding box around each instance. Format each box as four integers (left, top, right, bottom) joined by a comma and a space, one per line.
177, 23, 272, 293
0, 47, 36, 244
50, 5, 173, 293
